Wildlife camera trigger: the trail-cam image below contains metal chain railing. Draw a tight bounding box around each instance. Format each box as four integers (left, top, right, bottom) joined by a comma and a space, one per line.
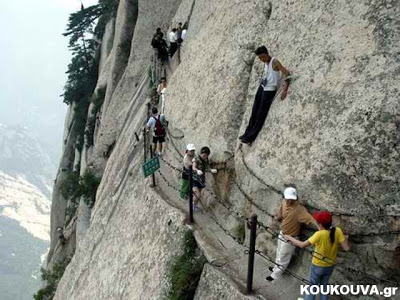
238, 147, 400, 219
158, 154, 399, 286
148, 45, 399, 290
157, 169, 180, 193
164, 134, 399, 237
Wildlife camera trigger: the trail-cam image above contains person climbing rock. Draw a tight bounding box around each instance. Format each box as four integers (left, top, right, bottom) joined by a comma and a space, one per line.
157, 77, 167, 114
239, 46, 291, 145
146, 107, 167, 156
192, 146, 217, 211
266, 187, 318, 281
285, 211, 350, 300
180, 143, 196, 200
169, 28, 178, 57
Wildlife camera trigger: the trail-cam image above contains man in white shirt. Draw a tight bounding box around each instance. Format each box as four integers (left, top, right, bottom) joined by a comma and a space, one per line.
169, 28, 178, 57
239, 46, 291, 145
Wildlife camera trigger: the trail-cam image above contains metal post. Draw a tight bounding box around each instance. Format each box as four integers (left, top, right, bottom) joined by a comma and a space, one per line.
188, 166, 194, 223
143, 127, 147, 162
149, 145, 156, 187
247, 214, 257, 294
147, 102, 151, 119
135, 132, 139, 142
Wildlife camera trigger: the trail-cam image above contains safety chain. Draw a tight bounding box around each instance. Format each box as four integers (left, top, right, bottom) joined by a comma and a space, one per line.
161, 146, 399, 239
254, 249, 312, 285
167, 126, 185, 139
231, 178, 275, 218
239, 147, 281, 195
338, 265, 399, 286
239, 148, 400, 219
205, 204, 248, 246
158, 155, 183, 173
355, 230, 400, 237
159, 151, 398, 286
167, 131, 184, 159
205, 175, 399, 285
157, 169, 180, 192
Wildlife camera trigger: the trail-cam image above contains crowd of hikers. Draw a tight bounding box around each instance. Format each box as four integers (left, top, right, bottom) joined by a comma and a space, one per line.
145, 27, 400, 299
151, 22, 187, 62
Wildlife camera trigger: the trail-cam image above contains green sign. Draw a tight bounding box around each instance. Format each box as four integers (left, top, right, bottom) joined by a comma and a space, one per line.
142, 156, 160, 177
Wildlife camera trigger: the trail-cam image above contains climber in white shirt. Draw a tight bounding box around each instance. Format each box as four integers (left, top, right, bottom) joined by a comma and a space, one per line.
169, 28, 178, 57
239, 46, 291, 145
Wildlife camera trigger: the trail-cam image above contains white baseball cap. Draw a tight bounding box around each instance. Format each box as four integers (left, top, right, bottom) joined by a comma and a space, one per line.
284, 187, 297, 200
186, 144, 196, 151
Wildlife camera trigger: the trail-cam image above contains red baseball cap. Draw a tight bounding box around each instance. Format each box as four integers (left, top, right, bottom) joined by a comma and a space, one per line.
313, 211, 332, 225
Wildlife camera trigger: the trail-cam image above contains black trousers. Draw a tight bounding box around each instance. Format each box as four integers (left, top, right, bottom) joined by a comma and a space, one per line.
241, 85, 277, 143
170, 42, 178, 57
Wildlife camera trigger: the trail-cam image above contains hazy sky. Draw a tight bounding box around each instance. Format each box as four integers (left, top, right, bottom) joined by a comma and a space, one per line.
0, 0, 98, 162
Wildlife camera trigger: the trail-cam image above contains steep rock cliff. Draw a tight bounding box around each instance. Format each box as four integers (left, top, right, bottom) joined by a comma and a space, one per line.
49, 0, 400, 299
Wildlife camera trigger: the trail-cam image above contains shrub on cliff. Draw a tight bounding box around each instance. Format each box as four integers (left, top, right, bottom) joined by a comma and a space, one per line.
33, 258, 71, 300
80, 169, 102, 207
62, 1, 116, 153
85, 88, 106, 146
166, 230, 206, 300
59, 170, 101, 226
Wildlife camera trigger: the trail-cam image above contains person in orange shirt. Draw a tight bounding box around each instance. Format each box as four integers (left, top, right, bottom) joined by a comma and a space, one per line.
285, 211, 350, 300
266, 187, 319, 281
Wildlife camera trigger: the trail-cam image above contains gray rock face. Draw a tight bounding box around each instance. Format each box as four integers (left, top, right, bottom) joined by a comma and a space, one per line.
92, 0, 182, 171
54, 139, 185, 299
50, 0, 400, 298
194, 264, 255, 300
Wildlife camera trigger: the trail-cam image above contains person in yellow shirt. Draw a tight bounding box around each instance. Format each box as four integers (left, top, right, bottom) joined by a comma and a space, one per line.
285, 211, 350, 300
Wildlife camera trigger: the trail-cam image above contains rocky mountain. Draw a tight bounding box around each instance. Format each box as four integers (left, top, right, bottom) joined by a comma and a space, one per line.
0, 124, 53, 300
0, 124, 55, 198
47, 0, 400, 299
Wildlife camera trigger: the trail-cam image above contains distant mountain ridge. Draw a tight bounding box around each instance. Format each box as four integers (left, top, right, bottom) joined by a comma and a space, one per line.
0, 123, 55, 198
0, 123, 53, 299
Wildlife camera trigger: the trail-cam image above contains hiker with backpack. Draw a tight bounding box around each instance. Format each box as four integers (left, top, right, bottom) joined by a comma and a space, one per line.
239, 46, 291, 145
191, 146, 218, 211
285, 211, 350, 300
146, 107, 167, 156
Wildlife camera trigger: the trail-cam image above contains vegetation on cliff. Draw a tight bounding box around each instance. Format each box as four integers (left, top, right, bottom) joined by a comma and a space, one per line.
60, 169, 102, 226
33, 258, 71, 300
62, 0, 117, 152
165, 230, 206, 300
